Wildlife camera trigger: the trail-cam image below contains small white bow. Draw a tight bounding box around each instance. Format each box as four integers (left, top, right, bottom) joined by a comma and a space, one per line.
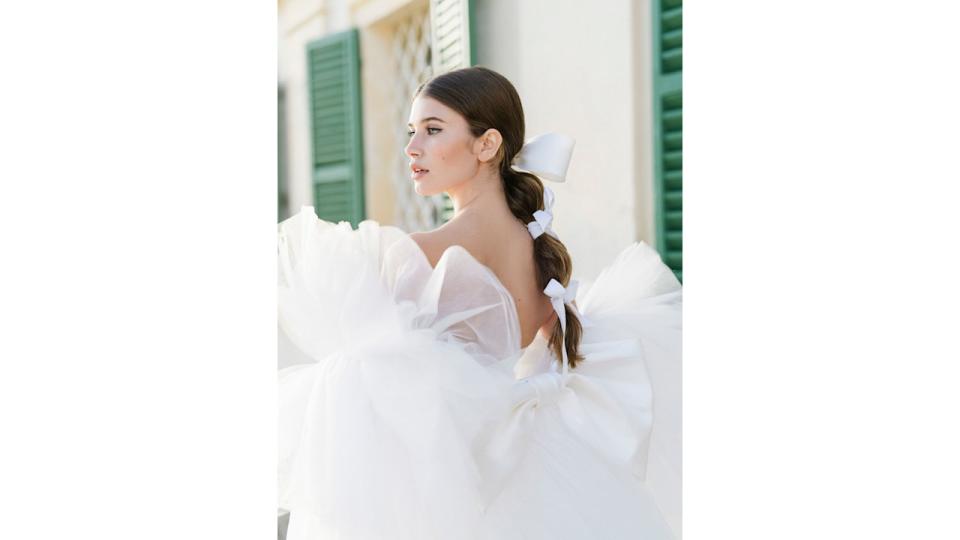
526, 187, 558, 240
543, 277, 579, 380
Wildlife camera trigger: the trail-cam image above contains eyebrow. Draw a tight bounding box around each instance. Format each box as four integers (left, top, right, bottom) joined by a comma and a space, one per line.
407, 116, 447, 127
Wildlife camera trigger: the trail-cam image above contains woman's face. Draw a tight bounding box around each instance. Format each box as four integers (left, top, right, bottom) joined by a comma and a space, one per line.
405, 96, 486, 196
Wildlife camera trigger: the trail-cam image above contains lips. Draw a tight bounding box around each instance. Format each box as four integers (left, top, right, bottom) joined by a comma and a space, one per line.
410, 164, 430, 179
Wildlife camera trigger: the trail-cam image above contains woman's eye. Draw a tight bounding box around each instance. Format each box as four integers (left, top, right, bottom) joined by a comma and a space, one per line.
406, 127, 442, 137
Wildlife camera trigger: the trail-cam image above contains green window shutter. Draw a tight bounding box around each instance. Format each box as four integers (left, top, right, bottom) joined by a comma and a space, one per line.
306, 29, 365, 226
430, 0, 475, 73
429, 0, 475, 223
652, 0, 682, 281
278, 85, 289, 223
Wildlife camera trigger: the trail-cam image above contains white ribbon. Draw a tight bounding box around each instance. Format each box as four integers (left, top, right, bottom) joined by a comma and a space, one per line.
510, 132, 576, 183
511, 132, 574, 241
526, 186, 558, 240
543, 277, 579, 381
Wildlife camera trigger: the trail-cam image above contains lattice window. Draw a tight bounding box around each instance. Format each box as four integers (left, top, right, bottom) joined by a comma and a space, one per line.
390, 7, 448, 232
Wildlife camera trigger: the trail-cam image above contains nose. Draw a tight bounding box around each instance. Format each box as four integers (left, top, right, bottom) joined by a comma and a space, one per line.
404, 134, 421, 158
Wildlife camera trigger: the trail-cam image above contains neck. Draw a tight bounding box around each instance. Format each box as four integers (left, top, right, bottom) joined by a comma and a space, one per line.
447, 165, 512, 219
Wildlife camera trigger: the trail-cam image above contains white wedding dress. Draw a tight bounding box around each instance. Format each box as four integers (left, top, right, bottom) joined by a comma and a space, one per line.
278, 206, 682, 539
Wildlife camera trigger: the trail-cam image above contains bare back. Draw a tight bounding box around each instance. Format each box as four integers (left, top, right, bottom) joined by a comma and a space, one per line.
411, 213, 555, 349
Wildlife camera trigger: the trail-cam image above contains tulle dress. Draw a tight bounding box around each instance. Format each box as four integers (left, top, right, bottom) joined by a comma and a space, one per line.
278, 206, 682, 539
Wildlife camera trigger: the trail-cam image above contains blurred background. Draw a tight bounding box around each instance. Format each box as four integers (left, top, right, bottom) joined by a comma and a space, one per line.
278, 0, 682, 285
278, 3, 682, 534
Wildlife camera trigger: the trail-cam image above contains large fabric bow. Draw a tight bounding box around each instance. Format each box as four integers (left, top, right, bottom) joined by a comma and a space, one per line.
526, 186, 558, 240
543, 277, 579, 380
473, 337, 654, 509
510, 132, 575, 183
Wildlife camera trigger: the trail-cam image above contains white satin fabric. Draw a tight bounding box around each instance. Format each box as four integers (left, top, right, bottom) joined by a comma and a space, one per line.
510, 132, 576, 184
526, 186, 559, 240
278, 207, 682, 539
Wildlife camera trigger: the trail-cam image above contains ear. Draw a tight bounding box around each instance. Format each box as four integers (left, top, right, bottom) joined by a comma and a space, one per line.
475, 128, 503, 164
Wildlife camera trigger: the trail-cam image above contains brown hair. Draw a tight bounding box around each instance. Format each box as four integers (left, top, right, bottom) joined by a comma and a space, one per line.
414, 66, 584, 369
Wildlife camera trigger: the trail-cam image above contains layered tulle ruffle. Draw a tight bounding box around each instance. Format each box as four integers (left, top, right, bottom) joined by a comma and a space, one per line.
278, 207, 682, 539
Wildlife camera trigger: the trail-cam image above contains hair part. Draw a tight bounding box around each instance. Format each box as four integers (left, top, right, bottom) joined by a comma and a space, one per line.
414, 66, 584, 369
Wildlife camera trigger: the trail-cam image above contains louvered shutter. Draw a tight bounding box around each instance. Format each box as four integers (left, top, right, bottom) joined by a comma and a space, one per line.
278, 85, 289, 222
652, 0, 682, 281
429, 0, 475, 73
429, 0, 475, 224
306, 29, 365, 226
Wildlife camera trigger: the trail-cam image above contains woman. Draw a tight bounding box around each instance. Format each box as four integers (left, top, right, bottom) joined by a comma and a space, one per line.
279, 66, 682, 539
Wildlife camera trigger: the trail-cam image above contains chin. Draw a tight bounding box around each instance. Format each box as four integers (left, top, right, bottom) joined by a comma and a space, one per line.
414, 180, 443, 197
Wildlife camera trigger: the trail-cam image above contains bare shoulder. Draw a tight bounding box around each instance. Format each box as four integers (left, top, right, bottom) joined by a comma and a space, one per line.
409, 218, 485, 269
408, 230, 447, 268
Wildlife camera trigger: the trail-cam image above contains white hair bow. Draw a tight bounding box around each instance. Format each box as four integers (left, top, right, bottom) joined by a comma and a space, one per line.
526, 186, 558, 240
543, 277, 579, 381
511, 132, 575, 241
510, 132, 575, 183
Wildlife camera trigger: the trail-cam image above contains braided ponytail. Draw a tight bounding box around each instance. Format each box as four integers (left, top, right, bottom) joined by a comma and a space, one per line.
416, 66, 584, 370
501, 163, 584, 369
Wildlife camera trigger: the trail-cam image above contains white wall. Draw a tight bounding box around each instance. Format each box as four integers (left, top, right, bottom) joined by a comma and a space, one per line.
473, 0, 655, 281
632, 0, 657, 248
278, 0, 327, 213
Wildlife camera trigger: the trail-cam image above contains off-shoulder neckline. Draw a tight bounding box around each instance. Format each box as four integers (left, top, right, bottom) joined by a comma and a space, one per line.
406, 237, 525, 353
288, 208, 530, 354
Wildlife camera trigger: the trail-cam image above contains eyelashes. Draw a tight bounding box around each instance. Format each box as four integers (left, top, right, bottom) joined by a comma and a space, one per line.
406, 127, 442, 137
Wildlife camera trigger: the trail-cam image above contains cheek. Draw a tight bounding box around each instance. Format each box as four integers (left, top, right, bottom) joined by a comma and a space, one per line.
435, 143, 451, 165
437, 141, 474, 171
430, 145, 457, 178
423, 139, 476, 192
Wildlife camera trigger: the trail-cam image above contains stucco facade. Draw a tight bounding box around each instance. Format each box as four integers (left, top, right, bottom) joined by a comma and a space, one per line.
278, 0, 659, 282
